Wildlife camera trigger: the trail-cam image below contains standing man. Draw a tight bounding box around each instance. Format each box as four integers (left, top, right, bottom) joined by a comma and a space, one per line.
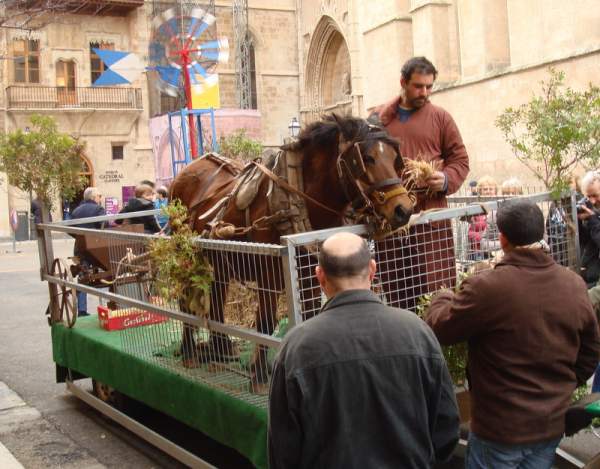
426, 199, 600, 469
577, 170, 600, 286
370, 56, 469, 310
71, 187, 105, 317
268, 232, 459, 469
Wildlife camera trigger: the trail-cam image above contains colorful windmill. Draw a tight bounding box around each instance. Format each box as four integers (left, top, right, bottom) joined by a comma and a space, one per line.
149, 6, 229, 159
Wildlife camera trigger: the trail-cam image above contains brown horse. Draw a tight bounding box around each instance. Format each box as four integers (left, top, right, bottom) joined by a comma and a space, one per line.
169, 114, 413, 383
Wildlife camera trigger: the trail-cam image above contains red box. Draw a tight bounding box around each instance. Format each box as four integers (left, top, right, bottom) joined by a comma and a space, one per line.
97, 305, 168, 331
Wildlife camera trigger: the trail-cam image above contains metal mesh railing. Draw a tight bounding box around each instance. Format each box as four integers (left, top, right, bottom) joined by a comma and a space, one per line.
37, 192, 579, 408
283, 192, 579, 319
39, 211, 286, 408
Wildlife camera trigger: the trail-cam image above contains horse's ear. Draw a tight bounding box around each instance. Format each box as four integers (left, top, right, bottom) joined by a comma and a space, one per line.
337, 135, 352, 156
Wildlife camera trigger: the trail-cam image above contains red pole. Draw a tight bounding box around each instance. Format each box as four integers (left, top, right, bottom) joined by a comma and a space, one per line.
181, 50, 198, 159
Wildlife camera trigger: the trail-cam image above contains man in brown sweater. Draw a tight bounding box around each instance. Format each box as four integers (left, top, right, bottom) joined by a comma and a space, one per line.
426, 199, 600, 469
369, 57, 469, 310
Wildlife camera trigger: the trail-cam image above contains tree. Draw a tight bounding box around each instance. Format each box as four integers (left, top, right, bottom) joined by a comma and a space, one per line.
0, 114, 86, 221
0, 1, 107, 30
218, 129, 263, 161
495, 69, 600, 197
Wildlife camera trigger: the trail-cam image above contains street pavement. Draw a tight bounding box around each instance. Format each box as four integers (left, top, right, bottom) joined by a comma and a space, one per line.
0, 238, 182, 468
1, 237, 599, 468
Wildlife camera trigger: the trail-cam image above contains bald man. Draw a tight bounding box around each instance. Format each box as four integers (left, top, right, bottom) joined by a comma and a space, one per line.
268, 232, 459, 469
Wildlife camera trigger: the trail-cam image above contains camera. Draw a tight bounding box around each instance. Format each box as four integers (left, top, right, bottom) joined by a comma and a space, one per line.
577, 198, 594, 213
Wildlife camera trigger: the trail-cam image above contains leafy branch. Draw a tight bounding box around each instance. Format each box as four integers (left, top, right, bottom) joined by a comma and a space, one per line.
0, 114, 86, 219
218, 129, 263, 161
495, 69, 600, 198
148, 201, 213, 316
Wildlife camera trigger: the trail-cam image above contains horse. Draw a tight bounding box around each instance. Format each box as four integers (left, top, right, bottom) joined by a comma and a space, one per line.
169, 114, 414, 385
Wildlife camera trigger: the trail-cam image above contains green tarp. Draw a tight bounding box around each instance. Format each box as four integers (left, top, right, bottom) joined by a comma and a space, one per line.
51, 316, 268, 469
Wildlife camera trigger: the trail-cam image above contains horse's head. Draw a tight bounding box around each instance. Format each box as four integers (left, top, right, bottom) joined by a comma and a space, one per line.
334, 117, 414, 229
283, 114, 414, 230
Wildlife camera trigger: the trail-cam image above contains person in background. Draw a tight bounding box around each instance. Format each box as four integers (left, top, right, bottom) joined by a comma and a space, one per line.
426, 199, 599, 469
116, 184, 160, 234
140, 179, 155, 189
468, 176, 499, 260
154, 186, 169, 231
577, 171, 600, 286
501, 177, 524, 196
71, 187, 105, 317
268, 232, 459, 469
468, 180, 478, 196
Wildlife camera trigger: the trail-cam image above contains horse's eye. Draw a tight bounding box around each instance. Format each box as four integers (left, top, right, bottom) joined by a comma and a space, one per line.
364, 155, 376, 165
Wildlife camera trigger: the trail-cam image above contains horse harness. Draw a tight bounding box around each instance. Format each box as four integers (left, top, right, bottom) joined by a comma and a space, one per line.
196, 131, 409, 240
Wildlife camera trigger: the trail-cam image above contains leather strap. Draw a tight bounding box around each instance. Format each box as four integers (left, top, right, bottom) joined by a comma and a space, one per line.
251, 161, 343, 218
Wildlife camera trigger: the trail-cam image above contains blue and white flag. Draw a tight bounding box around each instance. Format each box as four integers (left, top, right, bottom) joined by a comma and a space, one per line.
92, 49, 144, 86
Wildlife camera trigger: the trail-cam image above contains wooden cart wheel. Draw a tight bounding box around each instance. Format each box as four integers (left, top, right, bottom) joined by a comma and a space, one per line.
51, 258, 78, 328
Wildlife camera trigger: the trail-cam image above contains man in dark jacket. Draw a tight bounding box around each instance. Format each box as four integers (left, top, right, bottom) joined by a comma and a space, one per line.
116, 184, 160, 234
268, 232, 459, 469
426, 199, 600, 469
578, 171, 600, 286
71, 187, 105, 316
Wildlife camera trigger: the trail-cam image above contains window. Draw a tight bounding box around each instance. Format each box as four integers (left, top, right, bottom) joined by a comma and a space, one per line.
248, 40, 257, 110
90, 41, 114, 84
160, 92, 184, 115
111, 144, 124, 160
13, 39, 40, 83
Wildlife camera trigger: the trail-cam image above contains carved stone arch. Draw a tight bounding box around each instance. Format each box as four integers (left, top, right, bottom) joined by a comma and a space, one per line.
79, 153, 94, 185
304, 15, 352, 122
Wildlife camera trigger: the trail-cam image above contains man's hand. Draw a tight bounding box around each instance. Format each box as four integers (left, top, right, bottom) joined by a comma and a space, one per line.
425, 171, 447, 193
578, 205, 595, 221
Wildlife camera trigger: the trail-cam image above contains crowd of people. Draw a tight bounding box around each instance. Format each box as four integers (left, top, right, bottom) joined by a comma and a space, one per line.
70, 180, 169, 316
52, 55, 600, 468
268, 57, 600, 469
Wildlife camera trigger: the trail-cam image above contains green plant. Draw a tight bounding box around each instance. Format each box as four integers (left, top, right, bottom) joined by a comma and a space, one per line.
495, 69, 600, 198
416, 273, 470, 386
0, 114, 86, 220
219, 129, 262, 161
148, 200, 213, 315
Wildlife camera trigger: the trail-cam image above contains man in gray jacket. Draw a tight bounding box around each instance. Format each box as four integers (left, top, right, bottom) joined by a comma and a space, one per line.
268, 232, 459, 469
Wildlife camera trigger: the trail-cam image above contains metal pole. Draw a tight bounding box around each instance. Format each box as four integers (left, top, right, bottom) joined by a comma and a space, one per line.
281, 237, 303, 327
181, 50, 198, 159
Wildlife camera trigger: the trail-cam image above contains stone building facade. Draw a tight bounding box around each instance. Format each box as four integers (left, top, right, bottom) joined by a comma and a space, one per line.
297, 0, 599, 182
1, 0, 598, 237
0, 0, 301, 237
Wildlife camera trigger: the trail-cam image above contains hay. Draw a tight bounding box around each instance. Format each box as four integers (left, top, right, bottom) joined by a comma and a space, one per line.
404, 158, 437, 190
223, 280, 287, 329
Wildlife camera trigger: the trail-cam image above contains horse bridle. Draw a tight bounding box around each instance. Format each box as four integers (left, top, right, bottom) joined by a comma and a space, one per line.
336, 130, 409, 214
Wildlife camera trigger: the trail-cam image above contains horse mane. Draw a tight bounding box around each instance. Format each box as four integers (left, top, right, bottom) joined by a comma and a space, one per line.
281, 113, 400, 156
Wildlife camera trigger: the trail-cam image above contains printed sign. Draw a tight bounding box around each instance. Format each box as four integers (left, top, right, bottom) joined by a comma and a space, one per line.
104, 197, 119, 215
99, 170, 124, 184
122, 185, 135, 205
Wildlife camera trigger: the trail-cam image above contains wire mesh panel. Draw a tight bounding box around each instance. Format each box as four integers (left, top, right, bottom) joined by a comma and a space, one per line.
116, 239, 287, 407
283, 192, 580, 320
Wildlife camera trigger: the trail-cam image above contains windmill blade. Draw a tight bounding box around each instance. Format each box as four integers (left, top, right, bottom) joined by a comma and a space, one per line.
185, 8, 216, 46
199, 50, 229, 63
196, 38, 229, 51
148, 41, 166, 64
189, 61, 208, 78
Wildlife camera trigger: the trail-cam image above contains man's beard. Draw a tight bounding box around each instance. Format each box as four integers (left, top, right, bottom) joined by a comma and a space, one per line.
409, 97, 429, 109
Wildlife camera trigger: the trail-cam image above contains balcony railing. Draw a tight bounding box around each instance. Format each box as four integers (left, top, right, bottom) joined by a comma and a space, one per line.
6, 86, 143, 110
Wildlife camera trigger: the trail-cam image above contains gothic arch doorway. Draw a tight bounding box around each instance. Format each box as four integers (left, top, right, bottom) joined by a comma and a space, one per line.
304, 16, 352, 122
63, 154, 94, 219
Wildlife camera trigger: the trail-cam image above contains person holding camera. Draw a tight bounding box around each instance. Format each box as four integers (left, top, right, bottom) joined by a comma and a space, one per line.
578, 171, 600, 286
